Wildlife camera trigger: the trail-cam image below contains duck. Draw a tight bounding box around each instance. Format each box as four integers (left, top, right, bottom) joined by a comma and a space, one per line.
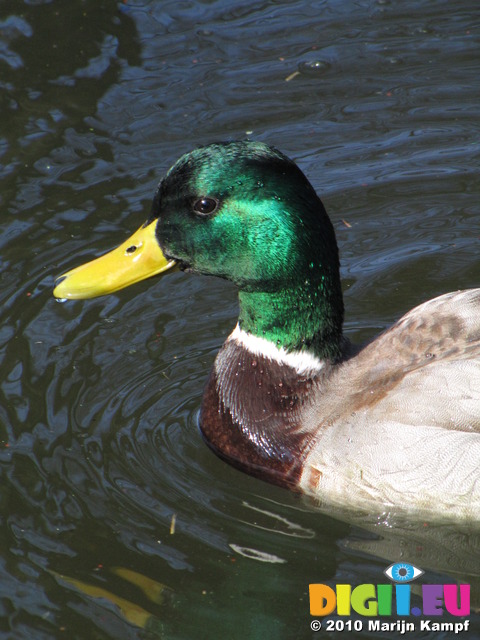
54, 141, 480, 521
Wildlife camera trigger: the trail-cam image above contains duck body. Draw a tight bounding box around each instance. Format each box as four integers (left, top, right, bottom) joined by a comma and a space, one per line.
201, 291, 480, 519
54, 141, 480, 521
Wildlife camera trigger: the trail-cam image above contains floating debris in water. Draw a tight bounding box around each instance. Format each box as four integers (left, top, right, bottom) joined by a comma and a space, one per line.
297, 60, 330, 77
286, 60, 330, 81
285, 70, 300, 82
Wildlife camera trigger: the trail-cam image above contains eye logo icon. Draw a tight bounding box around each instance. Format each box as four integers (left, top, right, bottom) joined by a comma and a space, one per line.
384, 563, 424, 583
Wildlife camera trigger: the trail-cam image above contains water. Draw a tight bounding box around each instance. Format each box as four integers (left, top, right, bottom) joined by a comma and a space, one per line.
0, 0, 479, 638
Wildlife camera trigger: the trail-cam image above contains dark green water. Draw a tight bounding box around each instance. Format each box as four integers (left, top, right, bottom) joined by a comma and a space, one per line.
1, 1, 479, 638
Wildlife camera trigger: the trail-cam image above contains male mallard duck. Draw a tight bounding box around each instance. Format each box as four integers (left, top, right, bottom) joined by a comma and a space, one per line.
54, 141, 480, 520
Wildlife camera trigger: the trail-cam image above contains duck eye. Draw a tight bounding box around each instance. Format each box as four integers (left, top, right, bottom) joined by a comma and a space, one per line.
192, 197, 218, 216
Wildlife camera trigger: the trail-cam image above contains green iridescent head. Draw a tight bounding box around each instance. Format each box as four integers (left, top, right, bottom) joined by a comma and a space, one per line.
151, 141, 344, 359
54, 141, 344, 360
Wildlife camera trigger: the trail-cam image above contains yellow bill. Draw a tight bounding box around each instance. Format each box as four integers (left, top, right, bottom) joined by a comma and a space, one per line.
53, 219, 176, 299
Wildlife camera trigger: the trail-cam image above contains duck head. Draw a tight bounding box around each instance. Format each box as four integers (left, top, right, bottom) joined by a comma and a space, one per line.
54, 141, 344, 361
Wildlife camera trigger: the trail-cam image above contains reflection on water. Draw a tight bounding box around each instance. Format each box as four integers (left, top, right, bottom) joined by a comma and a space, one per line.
0, 0, 479, 638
